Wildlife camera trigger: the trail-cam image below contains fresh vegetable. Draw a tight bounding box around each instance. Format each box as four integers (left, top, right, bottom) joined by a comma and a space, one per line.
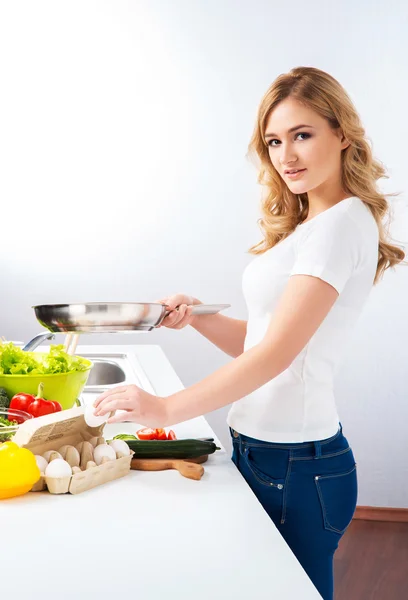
0, 416, 17, 427
8, 393, 33, 421
0, 415, 18, 442
0, 441, 41, 499
0, 343, 89, 375
122, 438, 220, 459
136, 427, 178, 440
113, 432, 213, 443
0, 387, 10, 410
136, 428, 159, 440
29, 396, 59, 418
155, 428, 168, 440
10, 383, 62, 419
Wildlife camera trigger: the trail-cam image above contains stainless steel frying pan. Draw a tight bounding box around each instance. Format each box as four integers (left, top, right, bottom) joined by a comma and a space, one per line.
33, 302, 231, 333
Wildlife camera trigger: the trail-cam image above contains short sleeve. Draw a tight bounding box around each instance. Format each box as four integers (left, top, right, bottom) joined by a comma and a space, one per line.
290, 213, 362, 294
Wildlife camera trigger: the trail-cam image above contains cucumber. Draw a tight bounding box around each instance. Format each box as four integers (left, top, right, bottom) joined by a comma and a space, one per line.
124, 438, 220, 459
113, 433, 214, 443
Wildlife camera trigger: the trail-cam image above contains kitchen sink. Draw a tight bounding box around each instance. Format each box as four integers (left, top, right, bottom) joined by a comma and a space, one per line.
76, 351, 156, 407
85, 360, 126, 386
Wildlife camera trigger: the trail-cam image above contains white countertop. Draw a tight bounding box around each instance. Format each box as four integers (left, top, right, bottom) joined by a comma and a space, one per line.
1, 344, 321, 600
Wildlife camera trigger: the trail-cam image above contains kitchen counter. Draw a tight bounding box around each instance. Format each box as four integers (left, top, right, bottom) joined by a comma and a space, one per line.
2, 344, 321, 600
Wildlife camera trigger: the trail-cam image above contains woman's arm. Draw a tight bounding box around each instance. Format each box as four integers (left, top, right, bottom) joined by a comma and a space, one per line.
191, 313, 247, 358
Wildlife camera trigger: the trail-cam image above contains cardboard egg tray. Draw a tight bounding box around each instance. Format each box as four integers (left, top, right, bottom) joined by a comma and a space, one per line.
12, 406, 134, 495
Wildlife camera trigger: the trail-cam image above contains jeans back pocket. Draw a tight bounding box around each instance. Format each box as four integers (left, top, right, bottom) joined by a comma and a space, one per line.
315, 464, 358, 534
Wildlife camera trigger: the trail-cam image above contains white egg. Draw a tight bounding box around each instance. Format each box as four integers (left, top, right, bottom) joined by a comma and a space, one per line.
93, 444, 117, 465
84, 403, 110, 428
35, 455, 49, 474
43, 450, 63, 462
45, 459, 73, 478
108, 439, 131, 457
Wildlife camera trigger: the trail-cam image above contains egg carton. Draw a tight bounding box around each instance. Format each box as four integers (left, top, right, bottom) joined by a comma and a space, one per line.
12, 406, 134, 495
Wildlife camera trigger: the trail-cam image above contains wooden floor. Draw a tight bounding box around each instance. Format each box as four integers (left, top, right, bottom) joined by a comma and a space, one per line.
334, 519, 408, 599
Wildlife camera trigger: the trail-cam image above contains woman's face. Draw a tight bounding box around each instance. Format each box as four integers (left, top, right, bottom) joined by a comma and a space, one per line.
264, 97, 349, 196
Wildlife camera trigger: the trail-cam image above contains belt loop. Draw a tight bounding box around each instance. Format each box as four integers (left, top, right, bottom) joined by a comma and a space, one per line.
239, 436, 246, 456
313, 440, 322, 459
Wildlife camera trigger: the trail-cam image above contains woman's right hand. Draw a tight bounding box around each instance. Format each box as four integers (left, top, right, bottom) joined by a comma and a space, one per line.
156, 294, 202, 329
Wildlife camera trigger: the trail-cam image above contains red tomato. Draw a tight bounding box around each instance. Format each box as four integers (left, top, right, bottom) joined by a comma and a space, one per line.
167, 430, 177, 440
9, 393, 36, 423
155, 428, 168, 440
136, 428, 158, 440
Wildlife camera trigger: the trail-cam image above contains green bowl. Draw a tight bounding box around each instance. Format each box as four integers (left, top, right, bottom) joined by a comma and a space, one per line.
0, 353, 93, 410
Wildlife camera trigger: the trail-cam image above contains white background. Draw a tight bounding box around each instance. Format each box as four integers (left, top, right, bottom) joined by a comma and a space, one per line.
0, 0, 407, 508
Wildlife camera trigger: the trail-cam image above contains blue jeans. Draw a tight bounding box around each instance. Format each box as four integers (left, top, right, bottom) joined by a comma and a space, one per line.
230, 424, 357, 600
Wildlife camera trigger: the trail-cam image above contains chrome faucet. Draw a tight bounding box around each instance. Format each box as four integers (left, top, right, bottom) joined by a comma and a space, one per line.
22, 332, 56, 352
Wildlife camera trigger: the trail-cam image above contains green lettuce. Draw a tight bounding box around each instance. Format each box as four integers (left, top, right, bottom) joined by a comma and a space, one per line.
0, 415, 18, 442
0, 343, 89, 375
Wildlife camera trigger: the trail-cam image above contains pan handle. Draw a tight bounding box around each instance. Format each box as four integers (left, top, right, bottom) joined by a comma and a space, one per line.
190, 303, 231, 315
163, 303, 230, 319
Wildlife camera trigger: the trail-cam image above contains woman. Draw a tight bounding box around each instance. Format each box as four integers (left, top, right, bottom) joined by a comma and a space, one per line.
94, 67, 405, 599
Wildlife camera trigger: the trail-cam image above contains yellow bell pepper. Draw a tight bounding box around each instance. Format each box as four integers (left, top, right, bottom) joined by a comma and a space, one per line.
0, 441, 41, 500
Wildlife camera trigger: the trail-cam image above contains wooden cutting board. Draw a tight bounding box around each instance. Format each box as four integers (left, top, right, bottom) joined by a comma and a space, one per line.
131, 455, 208, 480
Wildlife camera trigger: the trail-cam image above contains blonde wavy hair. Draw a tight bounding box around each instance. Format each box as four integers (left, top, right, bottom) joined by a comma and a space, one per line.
248, 66, 405, 284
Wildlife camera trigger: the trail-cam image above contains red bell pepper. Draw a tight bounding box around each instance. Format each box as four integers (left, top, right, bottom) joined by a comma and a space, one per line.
9, 383, 62, 420
167, 430, 177, 440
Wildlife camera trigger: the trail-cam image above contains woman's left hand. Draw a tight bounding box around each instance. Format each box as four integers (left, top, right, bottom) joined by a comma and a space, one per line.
92, 385, 168, 427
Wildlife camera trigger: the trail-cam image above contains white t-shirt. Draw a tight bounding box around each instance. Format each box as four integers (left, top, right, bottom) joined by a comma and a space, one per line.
227, 196, 379, 443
